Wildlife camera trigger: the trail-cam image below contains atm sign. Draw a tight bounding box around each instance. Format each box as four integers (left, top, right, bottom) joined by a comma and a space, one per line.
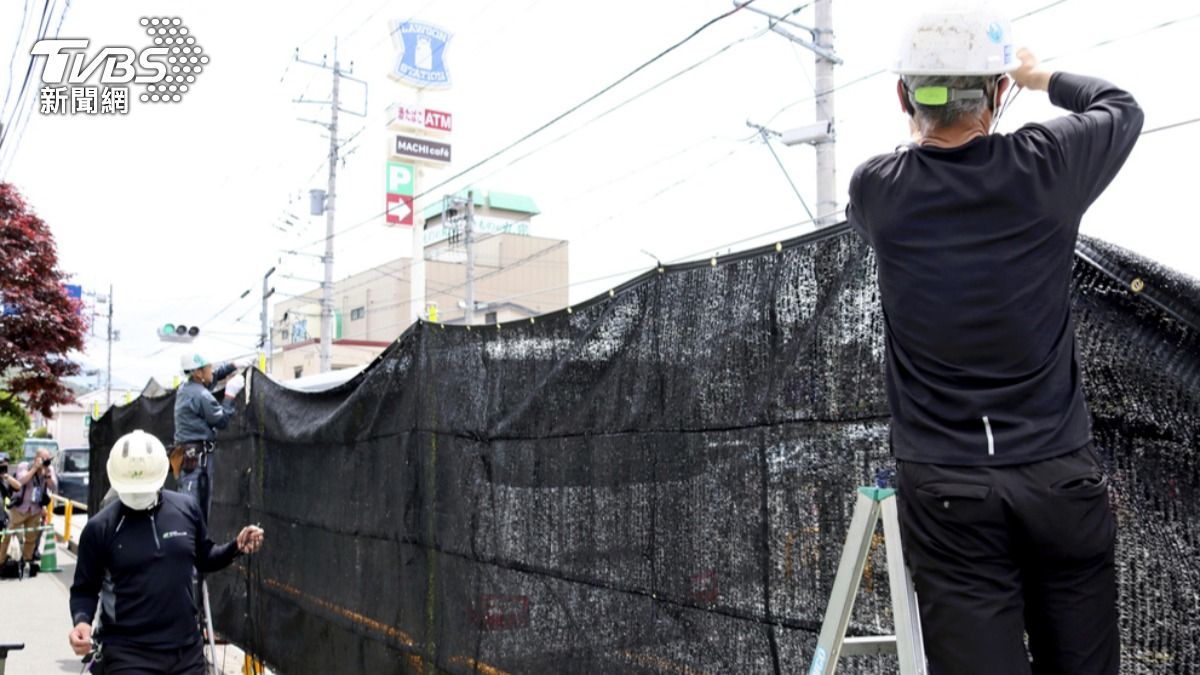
396, 104, 452, 133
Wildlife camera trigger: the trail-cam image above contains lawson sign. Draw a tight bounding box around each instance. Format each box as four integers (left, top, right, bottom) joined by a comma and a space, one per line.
389, 20, 452, 89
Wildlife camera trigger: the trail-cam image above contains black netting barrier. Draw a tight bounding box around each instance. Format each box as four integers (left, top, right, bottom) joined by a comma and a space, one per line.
88, 224, 1200, 674
87, 389, 176, 514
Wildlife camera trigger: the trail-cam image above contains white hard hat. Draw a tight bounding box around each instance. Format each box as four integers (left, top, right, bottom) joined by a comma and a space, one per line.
107, 430, 169, 494
180, 352, 211, 373
894, 2, 1017, 76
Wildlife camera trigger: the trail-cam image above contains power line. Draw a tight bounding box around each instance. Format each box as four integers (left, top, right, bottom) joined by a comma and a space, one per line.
457, 24, 773, 191
0, 0, 56, 175
412, 1, 760, 202
1042, 9, 1200, 65
1, 0, 35, 123
1140, 115, 1200, 137
283, 133, 754, 309
0, 0, 71, 178
286, 1, 763, 254
762, 0, 1072, 127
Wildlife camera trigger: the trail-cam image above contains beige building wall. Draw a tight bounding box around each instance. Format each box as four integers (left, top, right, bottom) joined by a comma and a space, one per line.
272, 340, 390, 380
426, 234, 568, 324
270, 233, 568, 379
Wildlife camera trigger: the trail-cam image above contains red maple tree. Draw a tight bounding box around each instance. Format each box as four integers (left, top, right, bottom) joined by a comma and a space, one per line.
0, 183, 88, 417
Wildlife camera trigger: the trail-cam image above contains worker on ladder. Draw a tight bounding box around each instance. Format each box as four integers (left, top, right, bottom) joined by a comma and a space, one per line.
846, 2, 1142, 673
172, 352, 248, 520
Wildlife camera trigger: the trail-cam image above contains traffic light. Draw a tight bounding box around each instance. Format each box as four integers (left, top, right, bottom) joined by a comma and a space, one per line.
157, 323, 200, 342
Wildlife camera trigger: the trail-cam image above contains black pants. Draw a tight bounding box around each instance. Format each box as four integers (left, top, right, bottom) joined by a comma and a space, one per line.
98, 638, 205, 675
897, 445, 1118, 675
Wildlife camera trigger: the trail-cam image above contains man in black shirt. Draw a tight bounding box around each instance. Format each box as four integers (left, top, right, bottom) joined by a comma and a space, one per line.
847, 5, 1142, 674
68, 430, 264, 674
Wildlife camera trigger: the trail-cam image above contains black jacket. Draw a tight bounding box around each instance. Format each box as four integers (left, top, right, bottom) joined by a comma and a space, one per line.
848, 72, 1143, 465
69, 491, 239, 648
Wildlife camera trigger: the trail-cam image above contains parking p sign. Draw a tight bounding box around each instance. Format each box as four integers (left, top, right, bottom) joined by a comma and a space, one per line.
386, 161, 415, 227
387, 162, 414, 196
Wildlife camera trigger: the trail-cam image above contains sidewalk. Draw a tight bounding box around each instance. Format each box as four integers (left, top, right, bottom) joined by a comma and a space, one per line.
0, 546, 89, 674
0, 543, 261, 674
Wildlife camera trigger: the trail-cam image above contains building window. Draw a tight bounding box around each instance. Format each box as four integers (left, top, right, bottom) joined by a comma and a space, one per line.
293, 366, 304, 379
485, 311, 497, 325
350, 307, 365, 321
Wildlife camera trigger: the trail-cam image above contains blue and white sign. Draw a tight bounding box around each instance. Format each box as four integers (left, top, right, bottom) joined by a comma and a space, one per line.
390, 20, 452, 89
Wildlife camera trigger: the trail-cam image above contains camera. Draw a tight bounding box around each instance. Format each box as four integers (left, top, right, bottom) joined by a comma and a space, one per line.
41, 457, 52, 467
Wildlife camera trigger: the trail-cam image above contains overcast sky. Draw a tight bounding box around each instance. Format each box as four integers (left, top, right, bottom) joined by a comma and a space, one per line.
1, 0, 1197, 390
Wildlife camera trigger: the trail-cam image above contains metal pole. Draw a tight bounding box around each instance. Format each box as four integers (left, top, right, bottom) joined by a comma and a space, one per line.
320, 40, 339, 373
410, 90, 426, 325
814, 0, 837, 226
105, 284, 112, 408
261, 267, 276, 373
464, 190, 476, 325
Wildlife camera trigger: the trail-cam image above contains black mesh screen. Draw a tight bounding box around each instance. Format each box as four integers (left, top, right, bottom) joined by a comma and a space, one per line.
89, 225, 1200, 674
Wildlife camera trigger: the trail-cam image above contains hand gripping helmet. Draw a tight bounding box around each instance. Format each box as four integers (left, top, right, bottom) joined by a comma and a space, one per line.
107, 430, 170, 497
180, 352, 211, 374
894, 2, 1018, 76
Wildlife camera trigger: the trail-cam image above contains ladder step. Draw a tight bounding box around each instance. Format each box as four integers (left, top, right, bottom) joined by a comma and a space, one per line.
842, 636, 898, 657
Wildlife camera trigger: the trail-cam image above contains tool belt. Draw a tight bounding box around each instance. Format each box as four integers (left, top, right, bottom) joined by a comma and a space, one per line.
169, 441, 213, 480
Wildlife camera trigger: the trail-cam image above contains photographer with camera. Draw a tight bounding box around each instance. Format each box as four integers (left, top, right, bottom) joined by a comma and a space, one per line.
0, 452, 21, 527
0, 447, 56, 576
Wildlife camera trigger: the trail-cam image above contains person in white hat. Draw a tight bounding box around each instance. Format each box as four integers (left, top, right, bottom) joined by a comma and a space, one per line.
172, 352, 249, 519
67, 430, 263, 673
847, 3, 1142, 673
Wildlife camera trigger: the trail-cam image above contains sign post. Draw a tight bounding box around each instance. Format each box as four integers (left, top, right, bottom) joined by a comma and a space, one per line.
387, 18, 454, 324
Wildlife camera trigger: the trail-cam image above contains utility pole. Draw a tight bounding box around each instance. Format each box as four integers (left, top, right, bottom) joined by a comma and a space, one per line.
321, 55, 338, 374
739, 1, 842, 227
260, 266, 276, 372
105, 284, 113, 408
294, 39, 368, 373
813, 0, 837, 227
464, 190, 476, 325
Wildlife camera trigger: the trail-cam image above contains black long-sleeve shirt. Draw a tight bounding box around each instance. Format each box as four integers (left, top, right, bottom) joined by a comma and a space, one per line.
848, 72, 1143, 465
173, 363, 237, 444
70, 491, 240, 648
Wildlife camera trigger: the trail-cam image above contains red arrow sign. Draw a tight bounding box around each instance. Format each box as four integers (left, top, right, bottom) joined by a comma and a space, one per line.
386, 193, 413, 226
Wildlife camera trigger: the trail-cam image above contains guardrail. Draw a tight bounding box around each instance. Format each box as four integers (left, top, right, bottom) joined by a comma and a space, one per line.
48, 494, 87, 544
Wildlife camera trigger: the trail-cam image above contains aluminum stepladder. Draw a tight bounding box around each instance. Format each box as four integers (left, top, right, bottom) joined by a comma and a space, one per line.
807, 486, 927, 675
180, 444, 220, 675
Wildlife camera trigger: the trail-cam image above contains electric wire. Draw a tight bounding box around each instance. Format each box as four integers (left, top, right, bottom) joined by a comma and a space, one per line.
1041, 9, 1200, 66
456, 24, 774, 192
411, 1, 759, 202
0, 0, 35, 125
0, 0, 71, 177
1139, 115, 1200, 137
288, 4, 764, 256
254, 2, 1200, 342
0, 0, 48, 152
762, 0, 1073, 128
280, 133, 755, 311
0, 0, 56, 176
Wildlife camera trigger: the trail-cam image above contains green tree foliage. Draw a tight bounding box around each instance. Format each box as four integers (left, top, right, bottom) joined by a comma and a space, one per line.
0, 392, 30, 456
